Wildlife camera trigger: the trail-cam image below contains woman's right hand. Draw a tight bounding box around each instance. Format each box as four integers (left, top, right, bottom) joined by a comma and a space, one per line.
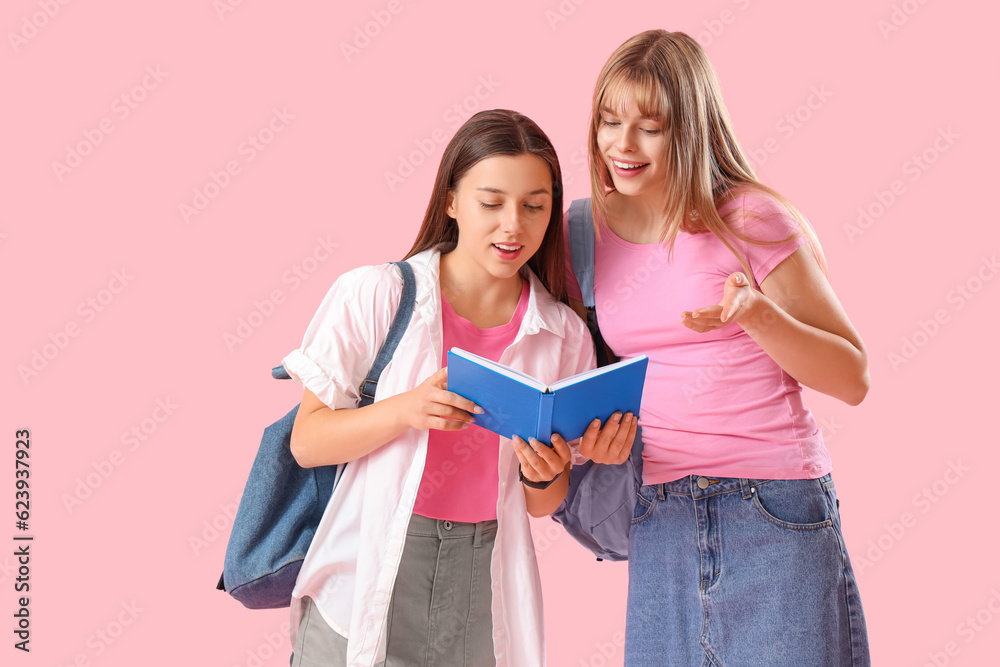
395, 367, 483, 432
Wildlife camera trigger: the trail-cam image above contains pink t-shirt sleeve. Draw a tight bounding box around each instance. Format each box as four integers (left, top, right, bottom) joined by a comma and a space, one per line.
730, 192, 810, 287
562, 207, 584, 302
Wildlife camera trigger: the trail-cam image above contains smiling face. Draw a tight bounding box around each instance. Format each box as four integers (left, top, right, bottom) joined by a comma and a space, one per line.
444, 153, 553, 286
596, 95, 668, 202
597, 96, 667, 202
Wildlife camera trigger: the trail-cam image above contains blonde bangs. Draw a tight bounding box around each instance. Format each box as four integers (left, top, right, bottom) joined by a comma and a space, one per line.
599, 67, 668, 123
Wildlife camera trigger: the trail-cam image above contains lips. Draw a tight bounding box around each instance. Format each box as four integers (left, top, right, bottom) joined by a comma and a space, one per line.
611, 158, 650, 178
492, 242, 523, 260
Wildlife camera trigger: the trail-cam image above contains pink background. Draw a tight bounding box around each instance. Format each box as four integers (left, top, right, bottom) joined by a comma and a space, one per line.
4, 1, 997, 665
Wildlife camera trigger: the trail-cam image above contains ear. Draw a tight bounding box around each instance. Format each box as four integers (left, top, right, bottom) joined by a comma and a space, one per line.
445, 190, 457, 218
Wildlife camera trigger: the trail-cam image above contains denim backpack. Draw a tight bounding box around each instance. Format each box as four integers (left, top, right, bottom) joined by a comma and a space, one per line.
551, 200, 644, 561
217, 261, 416, 608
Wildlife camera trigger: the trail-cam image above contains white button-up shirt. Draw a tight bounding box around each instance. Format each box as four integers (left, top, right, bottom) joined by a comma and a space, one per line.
283, 248, 594, 666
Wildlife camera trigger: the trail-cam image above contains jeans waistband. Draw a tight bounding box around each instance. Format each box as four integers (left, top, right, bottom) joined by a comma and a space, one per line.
647, 473, 833, 501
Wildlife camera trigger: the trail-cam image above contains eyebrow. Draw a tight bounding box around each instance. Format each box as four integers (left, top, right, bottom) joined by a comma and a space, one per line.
601, 105, 659, 122
476, 187, 551, 196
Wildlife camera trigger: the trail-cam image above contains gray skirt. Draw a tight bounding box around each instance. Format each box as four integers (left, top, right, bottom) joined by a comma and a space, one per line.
292, 513, 499, 667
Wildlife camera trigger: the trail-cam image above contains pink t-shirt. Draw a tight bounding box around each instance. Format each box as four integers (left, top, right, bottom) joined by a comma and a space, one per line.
565, 191, 831, 483
412, 278, 530, 522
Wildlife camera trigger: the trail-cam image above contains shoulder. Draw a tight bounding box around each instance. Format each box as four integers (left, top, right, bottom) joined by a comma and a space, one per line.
719, 186, 801, 242
313, 262, 410, 326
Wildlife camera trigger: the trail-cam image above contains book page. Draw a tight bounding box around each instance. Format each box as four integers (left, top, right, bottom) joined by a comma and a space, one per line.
549, 355, 647, 391
449, 348, 549, 391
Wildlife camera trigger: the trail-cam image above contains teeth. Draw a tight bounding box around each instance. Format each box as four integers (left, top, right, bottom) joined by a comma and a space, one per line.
495, 244, 519, 251
613, 160, 646, 170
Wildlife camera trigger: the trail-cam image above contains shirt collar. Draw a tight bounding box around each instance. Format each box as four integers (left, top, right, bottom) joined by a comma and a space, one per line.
405, 248, 569, 340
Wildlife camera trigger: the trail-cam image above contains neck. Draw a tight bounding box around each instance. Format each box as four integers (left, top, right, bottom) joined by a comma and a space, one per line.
607, 190, 670, 243
438, 252, 524, 328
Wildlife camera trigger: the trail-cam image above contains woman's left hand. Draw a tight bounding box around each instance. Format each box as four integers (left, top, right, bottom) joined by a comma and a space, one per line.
512, 434, 572, 484
680, 272, 758, 332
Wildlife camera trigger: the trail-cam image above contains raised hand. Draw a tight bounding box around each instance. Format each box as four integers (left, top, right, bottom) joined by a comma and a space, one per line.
680, 272, 757, 333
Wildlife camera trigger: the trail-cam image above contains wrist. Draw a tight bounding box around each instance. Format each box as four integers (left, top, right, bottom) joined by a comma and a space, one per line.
519, 465, 562, 490
734, 289, 770, 332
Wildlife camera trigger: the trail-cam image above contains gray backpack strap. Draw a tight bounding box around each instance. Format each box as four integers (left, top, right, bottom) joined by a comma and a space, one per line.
567, 199, 615, 367
567, 198, 596, 308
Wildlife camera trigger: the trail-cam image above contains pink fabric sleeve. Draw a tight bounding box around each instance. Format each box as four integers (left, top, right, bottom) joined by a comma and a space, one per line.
733, 192, 810, 287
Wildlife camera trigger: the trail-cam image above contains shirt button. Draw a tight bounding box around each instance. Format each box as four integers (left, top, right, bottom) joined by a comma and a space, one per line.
697, 477, 710, 489
495, 629, 505, 638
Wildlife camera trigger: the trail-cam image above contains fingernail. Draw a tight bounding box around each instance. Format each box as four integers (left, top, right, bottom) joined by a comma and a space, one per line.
473, 406, 484, 414
613, 412, 622, 420
591, 418, 601, 427
624, 413, 632, 423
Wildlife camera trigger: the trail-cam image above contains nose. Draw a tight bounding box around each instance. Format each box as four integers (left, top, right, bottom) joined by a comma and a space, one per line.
500, 205, 523, 235
615, 126, 636, 152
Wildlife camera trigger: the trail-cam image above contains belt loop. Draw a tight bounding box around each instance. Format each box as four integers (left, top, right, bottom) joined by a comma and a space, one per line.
740, 478, 752, 499
473, 521, 484, 548
657, 483, 666, 501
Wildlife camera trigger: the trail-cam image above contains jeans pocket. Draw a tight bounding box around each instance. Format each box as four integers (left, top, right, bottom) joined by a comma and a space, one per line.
631, 485, 657, 526
750, 479, 834, 531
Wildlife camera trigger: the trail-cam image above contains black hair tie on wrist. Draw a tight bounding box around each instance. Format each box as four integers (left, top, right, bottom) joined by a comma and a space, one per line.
518, 465, 561, 490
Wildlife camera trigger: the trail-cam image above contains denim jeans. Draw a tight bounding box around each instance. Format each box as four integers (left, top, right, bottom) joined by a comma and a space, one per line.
625, 474, 869, 666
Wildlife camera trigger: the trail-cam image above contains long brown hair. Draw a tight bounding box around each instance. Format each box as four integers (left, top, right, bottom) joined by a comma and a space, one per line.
589, 30, 826, 278
405, 109, 566, 300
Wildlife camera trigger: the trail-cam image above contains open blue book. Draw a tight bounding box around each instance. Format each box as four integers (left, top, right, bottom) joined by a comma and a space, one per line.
446, 348, 648, 443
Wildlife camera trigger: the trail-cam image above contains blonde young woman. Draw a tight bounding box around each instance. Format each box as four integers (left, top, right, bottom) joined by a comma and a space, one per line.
565, 31, 871, 665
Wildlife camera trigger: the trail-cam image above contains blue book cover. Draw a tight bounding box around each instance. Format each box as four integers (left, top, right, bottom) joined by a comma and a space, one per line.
446, 348, 648, 443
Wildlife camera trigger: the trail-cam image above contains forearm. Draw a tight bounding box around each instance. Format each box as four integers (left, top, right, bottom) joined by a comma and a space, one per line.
522, 463, 570, 517
290, 393, 410, 467
736, 294, 869, 405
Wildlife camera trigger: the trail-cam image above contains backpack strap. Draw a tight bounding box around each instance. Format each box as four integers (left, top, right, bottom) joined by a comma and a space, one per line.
358, 261, 416, 406
567, 200, 614, 367
270, 260, 417, 407
567, 199, 596, 308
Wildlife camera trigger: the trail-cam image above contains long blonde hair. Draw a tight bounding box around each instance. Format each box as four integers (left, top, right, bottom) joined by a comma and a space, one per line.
588, 30, 825, 278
